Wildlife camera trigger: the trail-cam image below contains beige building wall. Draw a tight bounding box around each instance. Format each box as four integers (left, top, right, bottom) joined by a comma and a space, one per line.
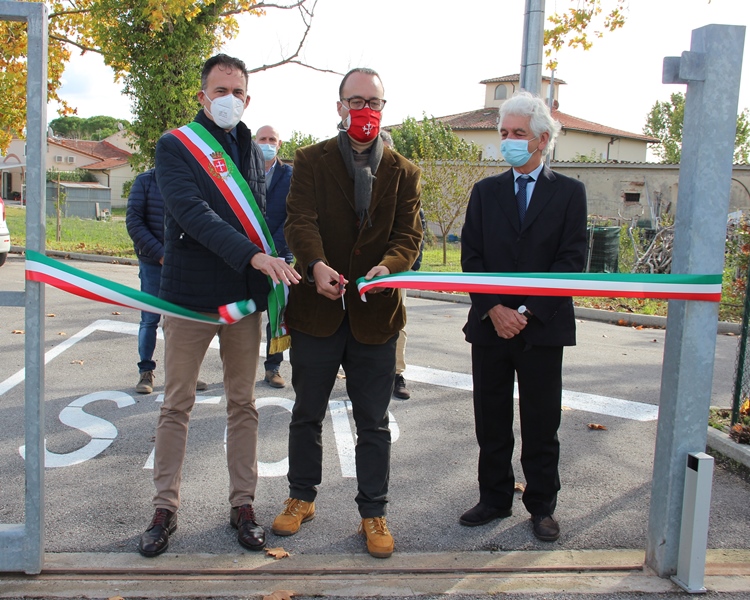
553, 132, 649, 163
455, 129, 649, 163
421, 161, 750, 234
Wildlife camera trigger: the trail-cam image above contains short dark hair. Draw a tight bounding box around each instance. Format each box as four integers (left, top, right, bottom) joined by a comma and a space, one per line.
201, 54, 249, 91
339, 67, 383, 98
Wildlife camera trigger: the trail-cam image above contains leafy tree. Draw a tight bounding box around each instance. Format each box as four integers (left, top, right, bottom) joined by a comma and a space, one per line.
644, 92, 750, 164
391, 115, 486, 264
49, 115, 130, 140
544, 0, 627, 70
277, 131, 319, 160
0, 0, 326, 163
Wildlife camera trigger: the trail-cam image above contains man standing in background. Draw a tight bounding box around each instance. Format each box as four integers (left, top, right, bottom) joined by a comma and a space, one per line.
256, 124, 293, 389
125, 169, 207, 395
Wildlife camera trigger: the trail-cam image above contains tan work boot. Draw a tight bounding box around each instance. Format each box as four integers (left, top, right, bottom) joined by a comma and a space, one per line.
271, 498, 315, 536
265, 370, 286, 388
359, 516, 394, 558
136, 371, 155, 394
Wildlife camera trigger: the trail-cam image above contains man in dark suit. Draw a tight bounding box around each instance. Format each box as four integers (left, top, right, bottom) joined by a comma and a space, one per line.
460, 91, 587, 542
255, 124, 293, 388
273, 68, 422, 559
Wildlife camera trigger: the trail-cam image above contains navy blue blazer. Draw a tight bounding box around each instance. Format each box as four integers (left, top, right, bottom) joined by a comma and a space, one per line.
461, 165, 587, 347
266, 161, 293, 263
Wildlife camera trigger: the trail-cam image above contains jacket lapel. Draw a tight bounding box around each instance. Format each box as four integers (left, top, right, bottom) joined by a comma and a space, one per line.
521, 165, 557, 232
321, 137, 356, 211
495, 170, 521, 233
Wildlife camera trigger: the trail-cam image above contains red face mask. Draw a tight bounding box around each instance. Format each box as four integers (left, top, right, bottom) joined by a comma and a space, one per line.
345, 107, 381, 143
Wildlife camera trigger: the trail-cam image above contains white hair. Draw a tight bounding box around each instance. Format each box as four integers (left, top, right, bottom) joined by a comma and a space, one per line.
498, 91, 561, 156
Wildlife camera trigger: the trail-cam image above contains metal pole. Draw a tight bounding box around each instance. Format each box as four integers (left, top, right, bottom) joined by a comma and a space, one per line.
519, 0, 545, 96
646, 24, 745, 578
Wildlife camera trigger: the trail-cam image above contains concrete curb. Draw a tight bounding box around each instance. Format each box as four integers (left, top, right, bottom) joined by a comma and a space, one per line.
407, 289, 742, 334
9, 246, 138, 266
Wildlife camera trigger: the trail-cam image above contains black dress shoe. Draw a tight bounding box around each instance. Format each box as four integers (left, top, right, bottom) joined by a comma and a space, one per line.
230, 504, 266, 551
138, 508, 177, 557
459, 502, 512, 526
531, 514, 560, 541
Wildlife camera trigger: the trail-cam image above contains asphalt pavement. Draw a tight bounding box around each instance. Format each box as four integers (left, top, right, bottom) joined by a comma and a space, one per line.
1, 252, 749, 599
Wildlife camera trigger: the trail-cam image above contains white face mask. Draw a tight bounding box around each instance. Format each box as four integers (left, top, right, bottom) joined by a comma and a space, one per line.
203, 91, 245, 130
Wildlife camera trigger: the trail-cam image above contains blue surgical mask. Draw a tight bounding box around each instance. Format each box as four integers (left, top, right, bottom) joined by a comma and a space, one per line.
259, 143, 277, 161
501, 137, 538, 167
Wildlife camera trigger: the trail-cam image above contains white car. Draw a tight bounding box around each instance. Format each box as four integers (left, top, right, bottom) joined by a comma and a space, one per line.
0, 197, 10, 266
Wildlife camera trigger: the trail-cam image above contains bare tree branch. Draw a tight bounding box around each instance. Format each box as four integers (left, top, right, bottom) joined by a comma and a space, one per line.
220, 1, 308, 17
50, 34, 101, 55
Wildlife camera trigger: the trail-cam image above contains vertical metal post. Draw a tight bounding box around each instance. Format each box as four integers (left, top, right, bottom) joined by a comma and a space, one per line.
519, 0, 545, 96
672, 452, 714, 594
0, 0, 47, 574
646, 24, 745, 577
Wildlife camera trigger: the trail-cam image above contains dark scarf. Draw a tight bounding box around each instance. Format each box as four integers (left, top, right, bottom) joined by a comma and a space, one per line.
337, 130, 383, 230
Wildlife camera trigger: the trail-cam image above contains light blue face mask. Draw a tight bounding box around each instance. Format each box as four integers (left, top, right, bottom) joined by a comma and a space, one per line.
500, 137, 538, 167
259, 143, 278, 161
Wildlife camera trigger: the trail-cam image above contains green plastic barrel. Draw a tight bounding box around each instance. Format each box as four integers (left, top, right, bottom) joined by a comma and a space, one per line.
586, 226, 620, 273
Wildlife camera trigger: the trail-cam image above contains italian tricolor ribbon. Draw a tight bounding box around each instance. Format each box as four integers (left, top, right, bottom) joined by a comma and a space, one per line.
170, 122, 290, 351
25, 250, 256, 324
356, 272, 723, 302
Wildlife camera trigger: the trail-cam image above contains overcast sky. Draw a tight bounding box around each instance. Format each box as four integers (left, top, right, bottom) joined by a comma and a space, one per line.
49, 0, 750, 146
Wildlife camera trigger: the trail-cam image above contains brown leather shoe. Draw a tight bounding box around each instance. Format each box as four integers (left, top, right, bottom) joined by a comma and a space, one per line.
138, 508, 177, 557
271, 498, 315, 536
265, 370, 286, 388
531, 514, 560, 541
230, 504, 266, 551
359, 517, 394, 558
393, 374, 410, 400
459, 502, 512, 526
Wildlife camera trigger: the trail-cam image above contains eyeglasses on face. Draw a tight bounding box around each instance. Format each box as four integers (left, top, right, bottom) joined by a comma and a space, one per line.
341, 96, 387, 111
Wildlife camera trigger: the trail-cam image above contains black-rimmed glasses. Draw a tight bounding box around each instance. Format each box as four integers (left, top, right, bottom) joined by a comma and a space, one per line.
341, 96, 387, 111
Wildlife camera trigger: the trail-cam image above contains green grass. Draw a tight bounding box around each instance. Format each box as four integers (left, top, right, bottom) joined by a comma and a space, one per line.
5, 206, 136, 258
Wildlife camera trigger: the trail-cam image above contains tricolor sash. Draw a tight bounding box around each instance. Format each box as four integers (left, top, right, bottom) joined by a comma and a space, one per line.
170, 122, 290, 352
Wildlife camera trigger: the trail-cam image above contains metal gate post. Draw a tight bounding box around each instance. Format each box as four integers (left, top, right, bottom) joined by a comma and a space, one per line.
0, 0, 48, 574
646, 24, 745, 577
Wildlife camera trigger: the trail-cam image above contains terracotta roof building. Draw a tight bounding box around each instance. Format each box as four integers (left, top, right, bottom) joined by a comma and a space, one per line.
396, 74, 658, 162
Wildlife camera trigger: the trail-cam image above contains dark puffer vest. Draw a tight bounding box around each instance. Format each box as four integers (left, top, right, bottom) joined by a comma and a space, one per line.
155, 110, 270, 313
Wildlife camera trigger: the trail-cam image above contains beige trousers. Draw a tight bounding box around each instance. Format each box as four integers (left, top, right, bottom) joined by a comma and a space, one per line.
153, 312, 262, 511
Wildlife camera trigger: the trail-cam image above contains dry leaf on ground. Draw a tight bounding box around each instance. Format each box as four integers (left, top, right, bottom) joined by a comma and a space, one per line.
70, 359, 84, 365
11, 329, 24, 334
587, 423, 608, 430
514, 482, 526, 492
263, 590, 295, 600
58, 332, 66, 336
108, 596, 125, 600
111, 311, 121, 315
561, 405, 573, 411
46, 313, 56, 317
265, 547, 290, 560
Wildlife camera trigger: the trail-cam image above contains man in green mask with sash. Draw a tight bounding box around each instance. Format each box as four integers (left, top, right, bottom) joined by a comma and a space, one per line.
137, 54, 300, 558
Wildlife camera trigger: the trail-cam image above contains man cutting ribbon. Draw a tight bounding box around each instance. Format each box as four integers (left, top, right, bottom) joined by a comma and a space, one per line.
136, 54, 300, 559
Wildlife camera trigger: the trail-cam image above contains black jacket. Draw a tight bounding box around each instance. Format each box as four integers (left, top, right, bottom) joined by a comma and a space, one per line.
155, 110, 269, 313
461, 166, 587, 347
126, 169, 164, 266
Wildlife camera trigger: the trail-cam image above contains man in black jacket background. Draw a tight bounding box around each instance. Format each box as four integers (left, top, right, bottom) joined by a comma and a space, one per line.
137, 54, 299, 558
125, 169, 207, 395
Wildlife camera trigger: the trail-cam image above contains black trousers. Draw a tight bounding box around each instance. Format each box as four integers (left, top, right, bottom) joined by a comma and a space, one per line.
471, 337, 564, 516
287, 318, 397, 518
